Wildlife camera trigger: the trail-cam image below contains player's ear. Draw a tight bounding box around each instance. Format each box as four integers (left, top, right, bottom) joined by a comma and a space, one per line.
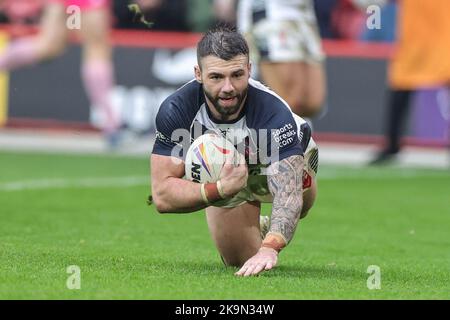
194, 65, 202, 83
248, 61, 252, 78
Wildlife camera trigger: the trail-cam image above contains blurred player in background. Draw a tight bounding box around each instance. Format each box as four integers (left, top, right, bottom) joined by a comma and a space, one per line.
369, 0, 450, 164
150, 27, 319, 276
0, 0, 121, 148
237, 0, 327, 118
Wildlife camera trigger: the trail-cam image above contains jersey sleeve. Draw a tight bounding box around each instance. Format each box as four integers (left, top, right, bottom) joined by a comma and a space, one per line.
152, 98, 188, 159
246, 82, 312, 165
262, 109, 311, 164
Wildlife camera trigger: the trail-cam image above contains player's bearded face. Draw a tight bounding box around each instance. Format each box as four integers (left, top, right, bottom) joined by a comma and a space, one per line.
197, 55, 250, 119
203, 85, 248, 116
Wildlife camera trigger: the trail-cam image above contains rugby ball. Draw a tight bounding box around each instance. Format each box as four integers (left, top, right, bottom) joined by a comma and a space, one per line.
185, 133, 238, 184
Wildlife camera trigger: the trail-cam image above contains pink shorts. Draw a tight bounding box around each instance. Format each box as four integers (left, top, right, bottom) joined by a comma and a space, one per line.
47, 0, 110, 10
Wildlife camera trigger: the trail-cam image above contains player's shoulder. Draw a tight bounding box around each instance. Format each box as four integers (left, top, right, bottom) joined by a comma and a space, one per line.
156, 79, 202, 124
246, 78, 297, 128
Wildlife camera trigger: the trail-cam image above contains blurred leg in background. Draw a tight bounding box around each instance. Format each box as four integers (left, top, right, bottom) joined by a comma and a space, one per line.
369, 0, 450, 165
370, 89, 412, 165
259, 59, 326, 118
0, 0, 120, 149
79, 1, 121, 148
238, 0, 327, 119
0, 2, 67, 71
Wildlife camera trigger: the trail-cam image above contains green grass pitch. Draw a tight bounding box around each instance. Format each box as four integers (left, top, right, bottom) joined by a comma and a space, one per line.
0, 150, 449, 299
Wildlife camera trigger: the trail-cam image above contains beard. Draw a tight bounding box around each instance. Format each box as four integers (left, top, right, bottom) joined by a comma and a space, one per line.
204, 87, 248, 119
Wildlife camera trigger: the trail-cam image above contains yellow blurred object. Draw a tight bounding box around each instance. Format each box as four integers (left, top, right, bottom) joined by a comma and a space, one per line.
0, 31, 10, 127
389, 0, 450, 89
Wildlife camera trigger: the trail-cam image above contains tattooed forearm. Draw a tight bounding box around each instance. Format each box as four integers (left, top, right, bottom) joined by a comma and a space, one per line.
267, 155, 304, 244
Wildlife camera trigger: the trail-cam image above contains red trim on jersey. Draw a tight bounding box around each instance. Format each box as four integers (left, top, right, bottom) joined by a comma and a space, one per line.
302, 171, 312, 189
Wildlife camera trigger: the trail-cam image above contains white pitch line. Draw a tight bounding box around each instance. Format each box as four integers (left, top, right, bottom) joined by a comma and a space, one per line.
0, 176, 149, 192
0, 170, 448, 192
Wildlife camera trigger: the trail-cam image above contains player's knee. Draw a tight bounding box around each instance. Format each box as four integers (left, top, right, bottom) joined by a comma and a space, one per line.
301, 185, 317, 219
300, 103, 323, 118
219, 246, 258, 268
292, 99, 324, 118
289, 97, 324, 117
300, 208, 310, 219
289, 89, 325, 117
300, 199, 313, 219
222, 256, 246, 268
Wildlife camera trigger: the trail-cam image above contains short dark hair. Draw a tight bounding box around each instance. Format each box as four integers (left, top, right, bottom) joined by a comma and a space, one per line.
197, 26, 249, 67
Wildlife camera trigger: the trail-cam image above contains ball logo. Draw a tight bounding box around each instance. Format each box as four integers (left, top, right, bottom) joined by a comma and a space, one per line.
212, 142, 231, 155
190, 162, 202, 183
194, 143, 212, 177
185, 134, 237, 185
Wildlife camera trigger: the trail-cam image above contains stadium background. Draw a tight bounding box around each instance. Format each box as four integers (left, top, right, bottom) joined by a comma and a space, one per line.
0, 0, 449, 301
2, 31, 449, 147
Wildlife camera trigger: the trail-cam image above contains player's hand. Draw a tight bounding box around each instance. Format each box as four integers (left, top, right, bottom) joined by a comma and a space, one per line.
219, 154, 248, 197
234, 247, 278, 277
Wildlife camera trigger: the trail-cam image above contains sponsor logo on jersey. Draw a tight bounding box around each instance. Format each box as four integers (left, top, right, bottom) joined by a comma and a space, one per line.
272, 123, 296, 148
156, 130, 173, 145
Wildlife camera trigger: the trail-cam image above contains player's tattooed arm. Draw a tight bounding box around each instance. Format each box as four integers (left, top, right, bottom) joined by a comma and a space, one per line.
266, 155, 304, 246
235, 155, 304, 276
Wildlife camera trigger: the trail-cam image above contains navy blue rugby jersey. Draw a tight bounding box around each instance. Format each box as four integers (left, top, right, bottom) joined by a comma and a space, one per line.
152, 78, 311, 169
